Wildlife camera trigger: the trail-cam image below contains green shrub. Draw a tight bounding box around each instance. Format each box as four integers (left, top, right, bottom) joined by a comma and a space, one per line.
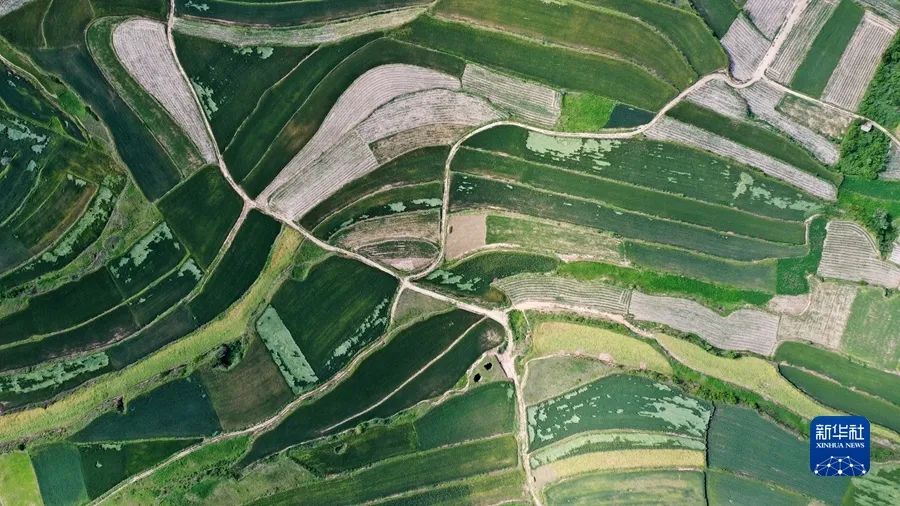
859, 33, 900, 130
837, 120, 890, 179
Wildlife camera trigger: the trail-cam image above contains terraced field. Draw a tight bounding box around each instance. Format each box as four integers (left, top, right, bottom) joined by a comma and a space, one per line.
1, 0, 899, 504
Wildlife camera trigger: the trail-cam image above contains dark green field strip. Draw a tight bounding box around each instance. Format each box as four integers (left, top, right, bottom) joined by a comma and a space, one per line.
293, 381, 516, 475
108, 224, 187, 298
559, 260, 772, 309
779, 365, 900, 433
43, 0, 93, 48
0, 307, 137, 373
859, 34, 900, 131
775, 341, 900, 405
86, 17, 204, 176
414, 381, 516, 450
106, 306, 199, 369
292, 423, 419, 476
199, 334, 294, 431
270, 255, 398, 380
0, 65, 85, 141
189, 210, 281, 324
455, 148, 806, 244
375, 469, 524, 506
0, 268, 124, 346
30, 442, 89, 506
175, 0, 430, 26
173, 33, 315, 148
452, 175, 806, 261
129, 261, 201, 325
791, 0, 864, 97
690, 0, 740, 38
584, 0, 727, 75
424, 251, 559, 300
0, 185, 119, 293
355, 318, 505, 428
257, 436, 518, 506
708, 404, 848, 504
547, 470, 705, 504
90, 0, 168, 18
667, 102, 841, 185
775, 216, 826, 295
528, 374, 712, 450
435, 0, 696, 88
0, 354, 113, 412
242, 37, 464, 196
840, 176, 900, 201
242, 309, 483, 464
225, 35, 376, 185
78, 439, 198, 499
463, 125, 821, 222
706, 470, 809, 506
300, 146, 447, 229
158, 166, 243, 269
73, 374, 221, 442
0, 0, 51, 48
624, 242, 777, 293
31, 47, 180, 200
398, 16, 675, 111
314, 182, 443, 240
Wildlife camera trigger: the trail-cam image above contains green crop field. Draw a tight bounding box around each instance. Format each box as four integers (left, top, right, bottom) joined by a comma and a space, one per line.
189, 211, 282, 324
775, 341, 900, 404
690, 0, 740, 38
72, 375, 221, 442
463, 125, 821, 221
3, 1, 900, 504
435, 0, 697, 88
199, 334, 294, 430
78, 439, 197, 498
708, 404, 849, 503
397, 16, 676, 111
425, 250, 559, 300
528, 374, 711, 450
157, 166, 243, 268
270, 256, 398, 380
544, 469, 706, 505
842, 287, 900, 371
30, 442, 89, 506
791, 0, 865, 97
242, 309, 484, 464
667, 102, 841, 184
706, 469, 809, 506
779, 365, 900, 432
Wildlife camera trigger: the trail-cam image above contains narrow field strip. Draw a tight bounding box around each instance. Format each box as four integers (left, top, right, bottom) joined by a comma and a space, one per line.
817, 220, 900, 288
496, 274, 631, 315
461, 64, 561, 127
721, 14, 770, 81
172, 8, 425, 47
532, 449, 705, 488
768, 0, 839, 83
684, 78, 748, 120
744, 0, 793, 39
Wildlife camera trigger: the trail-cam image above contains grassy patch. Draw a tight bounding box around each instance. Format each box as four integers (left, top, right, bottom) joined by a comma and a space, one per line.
414, 382, 516, 449
524, 356, 615, 406
558, 261, 771, 311
545, 469, 705, 504
558, 92, 615, 131
775, 341, 899, 404
485, 213, 623, 262
424, 250, 559, 301
775, 216, 826, 294
842, 287, 900, 371
30, 442, 89, 506
78, 439, 198, 499
791, 0, 865, 97
706, 469, 809, 506
528, 321, 671, 375
0, 451, 42, 506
